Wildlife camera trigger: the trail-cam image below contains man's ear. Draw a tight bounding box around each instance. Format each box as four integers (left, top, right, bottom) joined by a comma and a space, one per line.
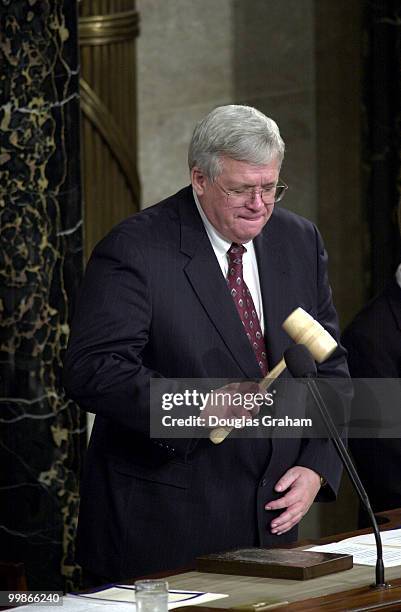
191, 167, 208, 196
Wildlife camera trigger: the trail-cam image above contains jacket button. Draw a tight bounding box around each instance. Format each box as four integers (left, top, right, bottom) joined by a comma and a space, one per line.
261, 478, 267, 487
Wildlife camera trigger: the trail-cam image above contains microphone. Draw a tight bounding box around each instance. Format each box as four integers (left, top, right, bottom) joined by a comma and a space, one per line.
284, 344, 389, 590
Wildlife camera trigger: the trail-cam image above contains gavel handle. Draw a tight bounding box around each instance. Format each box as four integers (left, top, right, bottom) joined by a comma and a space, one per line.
209, 358, 287, 445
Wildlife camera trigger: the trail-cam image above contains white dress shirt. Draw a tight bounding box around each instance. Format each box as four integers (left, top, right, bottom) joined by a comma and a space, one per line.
193, 190, 265, 334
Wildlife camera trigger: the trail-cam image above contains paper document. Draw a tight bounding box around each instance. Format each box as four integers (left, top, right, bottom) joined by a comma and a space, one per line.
12, 595, 137, 611
308, 528, 401, 567
341, 527, 401, 548
77, 585, 228, 609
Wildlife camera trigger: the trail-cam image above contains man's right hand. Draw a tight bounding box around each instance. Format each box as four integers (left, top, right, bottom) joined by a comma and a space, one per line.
201, 381, 261, 427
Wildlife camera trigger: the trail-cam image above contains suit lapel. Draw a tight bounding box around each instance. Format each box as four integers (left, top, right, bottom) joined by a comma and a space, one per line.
179, 190, 263, 378
254, 212, 289, 367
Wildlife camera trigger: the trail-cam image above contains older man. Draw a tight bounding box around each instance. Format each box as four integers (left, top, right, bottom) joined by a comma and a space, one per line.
64, 105, 349, 583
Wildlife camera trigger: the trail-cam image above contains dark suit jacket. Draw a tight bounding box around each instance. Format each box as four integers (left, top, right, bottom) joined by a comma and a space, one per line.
64, 186, 349, 580
342, 279, 401, 519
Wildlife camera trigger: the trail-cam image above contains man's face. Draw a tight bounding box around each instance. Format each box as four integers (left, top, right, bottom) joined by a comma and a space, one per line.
192, 156, 280, 243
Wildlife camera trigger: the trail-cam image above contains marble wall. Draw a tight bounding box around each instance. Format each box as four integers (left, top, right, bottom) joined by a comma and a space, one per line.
0, 0, 84, 590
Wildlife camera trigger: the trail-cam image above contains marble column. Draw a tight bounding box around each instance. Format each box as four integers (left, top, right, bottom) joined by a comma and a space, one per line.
0, 0, 84, 591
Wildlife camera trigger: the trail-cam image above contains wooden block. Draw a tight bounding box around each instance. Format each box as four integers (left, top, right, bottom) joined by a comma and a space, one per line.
196, 548, 353, 580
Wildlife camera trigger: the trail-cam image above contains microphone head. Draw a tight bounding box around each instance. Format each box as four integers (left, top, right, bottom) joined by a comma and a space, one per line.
284, 344, 317, 378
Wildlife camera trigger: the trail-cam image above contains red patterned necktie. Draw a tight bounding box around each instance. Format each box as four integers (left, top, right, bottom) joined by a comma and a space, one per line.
226, 243, 268, 376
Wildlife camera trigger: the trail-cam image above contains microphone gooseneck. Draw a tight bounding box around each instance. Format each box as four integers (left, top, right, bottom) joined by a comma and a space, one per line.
284, 344, 389, 589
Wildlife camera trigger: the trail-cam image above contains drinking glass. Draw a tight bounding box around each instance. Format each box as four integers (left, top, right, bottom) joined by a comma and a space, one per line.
135, 579, 169, 612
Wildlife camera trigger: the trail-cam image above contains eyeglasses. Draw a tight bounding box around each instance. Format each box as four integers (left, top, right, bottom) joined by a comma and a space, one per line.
215, 180, 288, 207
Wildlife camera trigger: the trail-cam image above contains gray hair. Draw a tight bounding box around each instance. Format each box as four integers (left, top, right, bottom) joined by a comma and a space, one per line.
188, 105, 285, 180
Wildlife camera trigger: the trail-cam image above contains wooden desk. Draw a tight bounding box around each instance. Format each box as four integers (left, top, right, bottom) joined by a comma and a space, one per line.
162, 509, 401, 612
4, 510, 401, 611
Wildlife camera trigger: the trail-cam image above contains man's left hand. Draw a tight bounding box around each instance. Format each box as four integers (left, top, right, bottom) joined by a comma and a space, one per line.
264, 466, 322, 535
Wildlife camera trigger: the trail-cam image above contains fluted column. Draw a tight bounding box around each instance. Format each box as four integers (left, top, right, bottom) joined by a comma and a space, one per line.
79, 0, 140, 259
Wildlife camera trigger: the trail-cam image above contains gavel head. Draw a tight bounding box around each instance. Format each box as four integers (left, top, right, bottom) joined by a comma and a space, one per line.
282, 307, 337, 363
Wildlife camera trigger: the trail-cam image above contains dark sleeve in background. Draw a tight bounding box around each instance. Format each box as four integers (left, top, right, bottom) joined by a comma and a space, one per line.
341, 283, 401, 521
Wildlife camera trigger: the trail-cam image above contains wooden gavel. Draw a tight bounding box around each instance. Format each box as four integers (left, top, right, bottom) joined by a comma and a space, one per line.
209, 307, 338, 444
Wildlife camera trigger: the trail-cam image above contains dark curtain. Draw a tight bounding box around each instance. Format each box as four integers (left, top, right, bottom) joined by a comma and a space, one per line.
363, 0, 401, 295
